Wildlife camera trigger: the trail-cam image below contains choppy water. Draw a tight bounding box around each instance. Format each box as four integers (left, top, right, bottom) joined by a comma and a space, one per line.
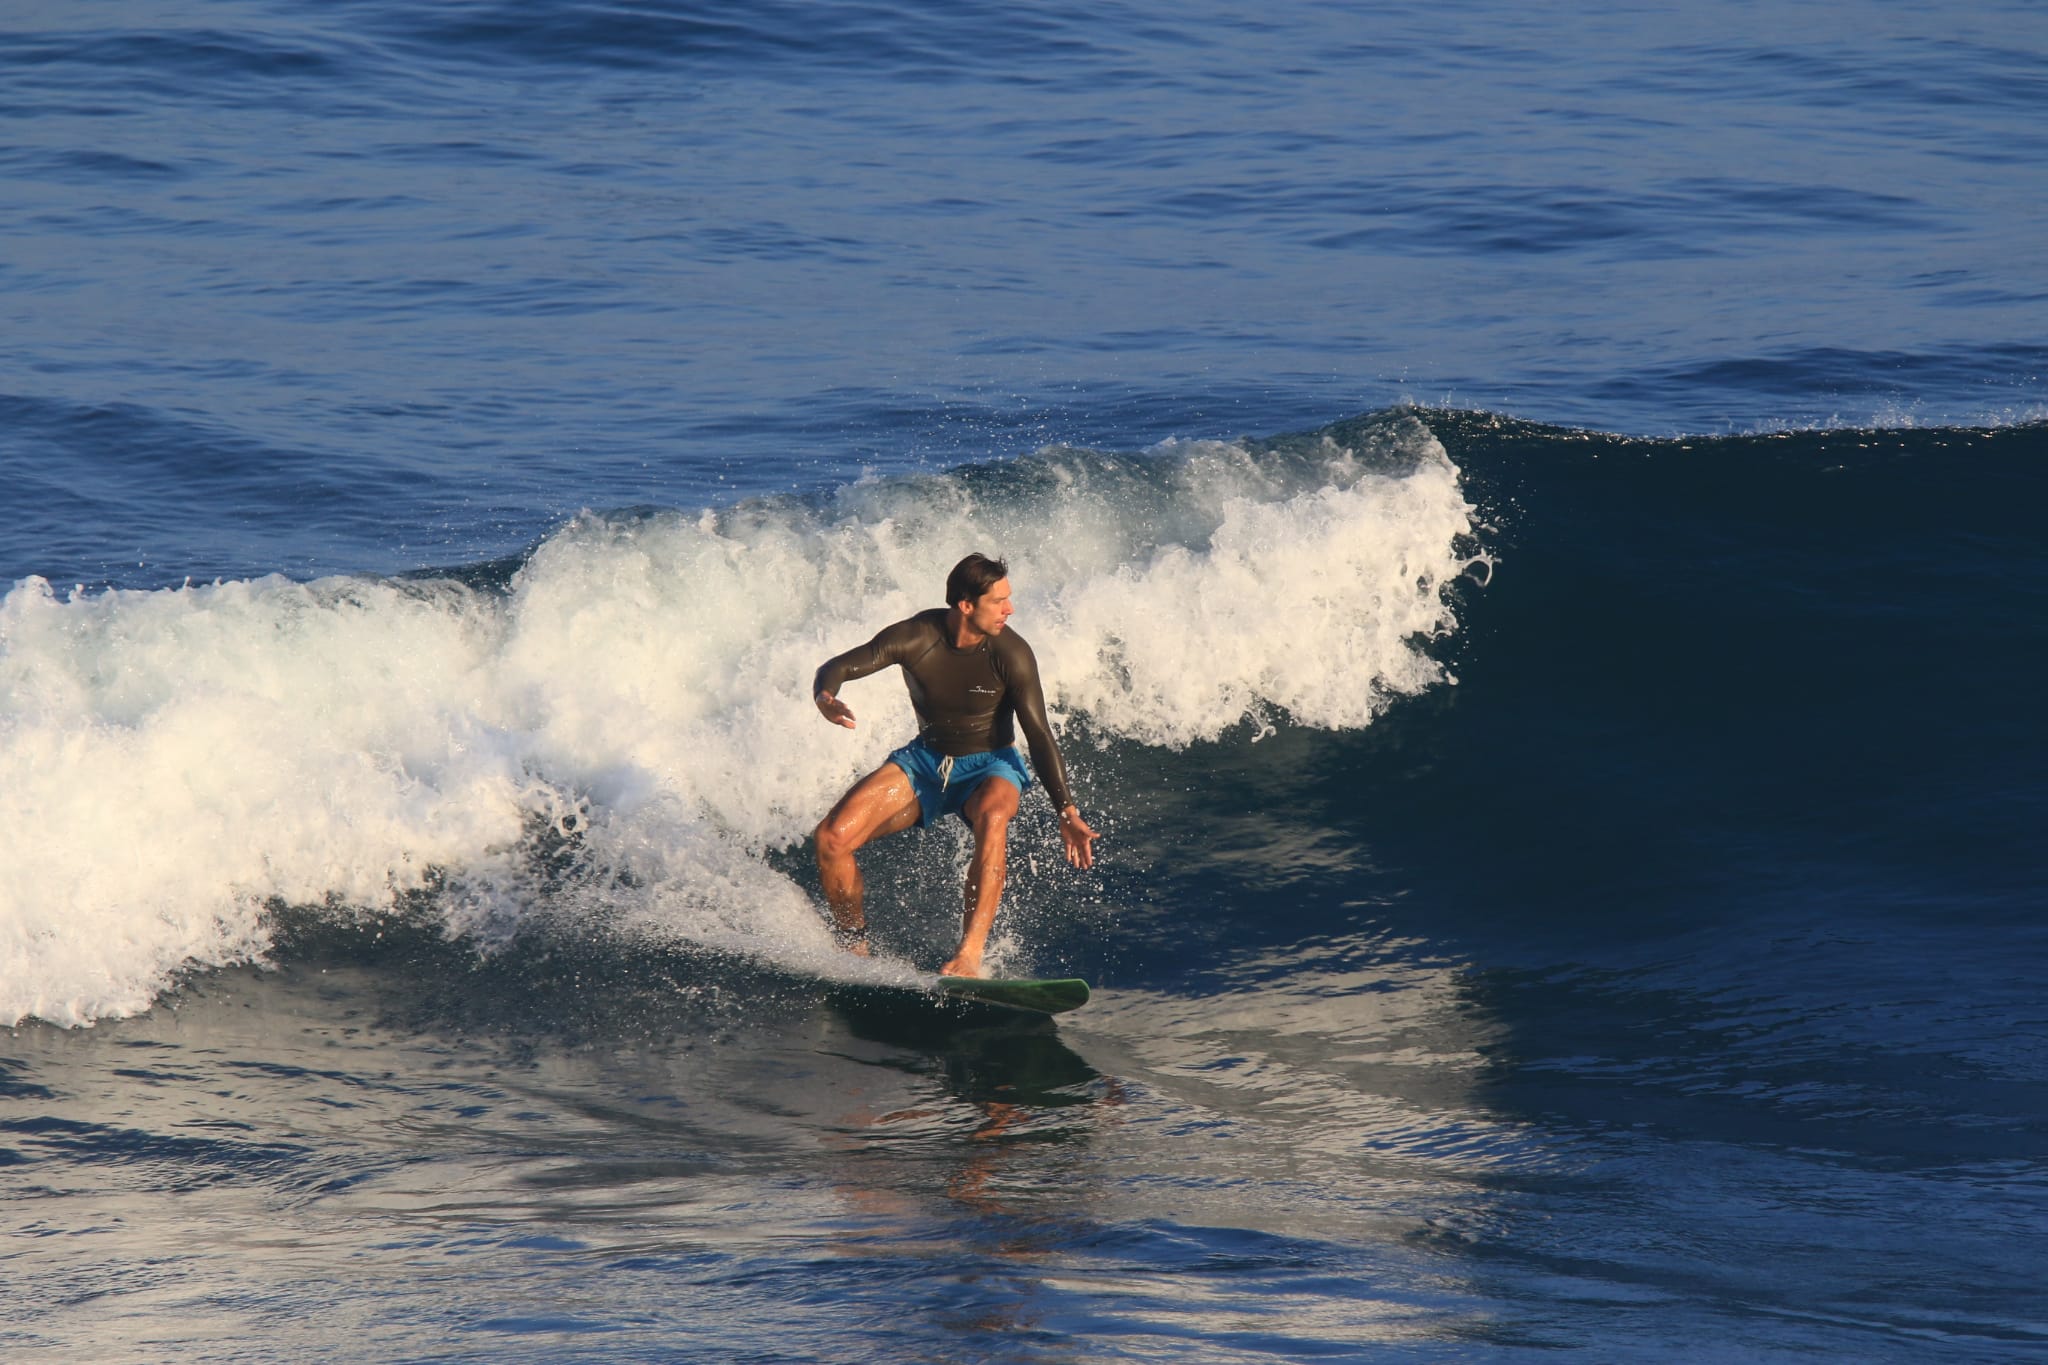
4, 1, 2046, 1360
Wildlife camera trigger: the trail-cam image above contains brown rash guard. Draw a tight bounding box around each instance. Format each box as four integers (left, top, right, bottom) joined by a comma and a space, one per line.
813, 607, 1075, 812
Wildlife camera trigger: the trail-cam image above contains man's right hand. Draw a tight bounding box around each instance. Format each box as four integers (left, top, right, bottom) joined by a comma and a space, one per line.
815, 690, 856, 729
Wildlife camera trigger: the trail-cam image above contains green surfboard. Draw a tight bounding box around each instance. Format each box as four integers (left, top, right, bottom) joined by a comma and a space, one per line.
936, 976, 1090, 1015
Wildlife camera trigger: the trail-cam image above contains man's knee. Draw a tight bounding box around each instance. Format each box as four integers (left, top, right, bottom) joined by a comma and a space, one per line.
815, 815, 857, 861
969, 802, 1015, 850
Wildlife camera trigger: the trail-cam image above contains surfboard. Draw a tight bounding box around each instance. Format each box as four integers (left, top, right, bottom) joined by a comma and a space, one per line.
821, 972, 1091, 1033
936, 976, 1090, 1015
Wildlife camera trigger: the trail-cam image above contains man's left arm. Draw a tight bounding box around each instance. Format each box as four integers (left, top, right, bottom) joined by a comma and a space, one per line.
1004, 638, 1098, 869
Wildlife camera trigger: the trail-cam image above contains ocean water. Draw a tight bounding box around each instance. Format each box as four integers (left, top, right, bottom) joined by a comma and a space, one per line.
3, 1, 2045, 1360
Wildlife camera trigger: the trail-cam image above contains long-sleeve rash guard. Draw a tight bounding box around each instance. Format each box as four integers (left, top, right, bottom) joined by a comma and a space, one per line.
813, 608, 1075, 813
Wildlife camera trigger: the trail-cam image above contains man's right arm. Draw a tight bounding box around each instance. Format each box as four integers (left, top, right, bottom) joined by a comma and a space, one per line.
812, 618, 923, 724
814, 622, 908, 697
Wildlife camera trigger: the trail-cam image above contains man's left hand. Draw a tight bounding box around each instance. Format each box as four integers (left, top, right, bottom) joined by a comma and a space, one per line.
1058, 806, 1098, 869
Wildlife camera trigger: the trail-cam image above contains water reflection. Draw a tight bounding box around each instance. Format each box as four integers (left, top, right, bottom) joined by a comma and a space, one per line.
6, 915, 1533, 1357
782, 994, 1135, 1348
818, 991, 1125, 1201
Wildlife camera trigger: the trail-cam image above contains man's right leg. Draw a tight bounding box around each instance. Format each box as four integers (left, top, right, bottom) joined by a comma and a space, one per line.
813, 763, 922, 952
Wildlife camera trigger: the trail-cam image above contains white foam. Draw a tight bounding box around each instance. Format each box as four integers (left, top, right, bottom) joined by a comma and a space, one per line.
0, 417, 1482, 1026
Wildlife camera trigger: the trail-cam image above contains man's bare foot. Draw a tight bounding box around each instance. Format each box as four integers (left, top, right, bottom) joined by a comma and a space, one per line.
939, 953, 986, 978
831, 923, 870, 956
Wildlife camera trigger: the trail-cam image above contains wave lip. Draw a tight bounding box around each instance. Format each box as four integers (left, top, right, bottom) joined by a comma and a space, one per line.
1046, 435, 1476, 746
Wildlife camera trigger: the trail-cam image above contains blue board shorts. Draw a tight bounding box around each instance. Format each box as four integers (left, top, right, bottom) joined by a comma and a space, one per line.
887, 738, 1032, 828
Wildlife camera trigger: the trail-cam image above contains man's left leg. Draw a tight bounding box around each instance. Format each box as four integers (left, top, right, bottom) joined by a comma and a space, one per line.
941, 775, 1021, 979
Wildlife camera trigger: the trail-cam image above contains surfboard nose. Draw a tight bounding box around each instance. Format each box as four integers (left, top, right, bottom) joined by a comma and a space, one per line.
938, 977, 1091, 1014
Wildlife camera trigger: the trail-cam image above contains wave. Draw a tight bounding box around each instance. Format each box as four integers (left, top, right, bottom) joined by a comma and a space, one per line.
1590, 342, 2048, 436
0, 412, 1480, 1027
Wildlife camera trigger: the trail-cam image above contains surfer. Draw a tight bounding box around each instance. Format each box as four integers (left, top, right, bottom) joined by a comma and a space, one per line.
812, 553, 1098, 977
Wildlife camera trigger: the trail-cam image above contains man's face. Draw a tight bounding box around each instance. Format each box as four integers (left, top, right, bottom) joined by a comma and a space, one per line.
964, 578, 1014, 636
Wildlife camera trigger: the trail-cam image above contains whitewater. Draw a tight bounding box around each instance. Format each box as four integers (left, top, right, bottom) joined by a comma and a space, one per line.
3, 419, 1479, 1027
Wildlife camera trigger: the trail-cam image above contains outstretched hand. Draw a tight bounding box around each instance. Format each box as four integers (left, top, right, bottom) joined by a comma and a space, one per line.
815, 690, 856, 729
1058, 806, 1098, 869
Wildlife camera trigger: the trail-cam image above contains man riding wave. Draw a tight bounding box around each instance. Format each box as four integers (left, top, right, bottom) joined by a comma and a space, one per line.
812, 553, 1098, 977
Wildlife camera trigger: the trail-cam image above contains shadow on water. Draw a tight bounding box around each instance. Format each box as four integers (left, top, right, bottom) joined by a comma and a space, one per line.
824, 988, 1101, 1109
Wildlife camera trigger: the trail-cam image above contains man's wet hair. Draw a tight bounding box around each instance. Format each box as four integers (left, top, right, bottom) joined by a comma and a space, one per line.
946, 553, 1009, 608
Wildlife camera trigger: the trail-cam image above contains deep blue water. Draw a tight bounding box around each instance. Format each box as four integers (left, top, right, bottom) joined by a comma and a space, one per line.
4, 2, 2046, 1360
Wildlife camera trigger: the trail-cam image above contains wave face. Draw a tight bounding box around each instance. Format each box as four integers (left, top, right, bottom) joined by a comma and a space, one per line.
0, 412, 1478, 1026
